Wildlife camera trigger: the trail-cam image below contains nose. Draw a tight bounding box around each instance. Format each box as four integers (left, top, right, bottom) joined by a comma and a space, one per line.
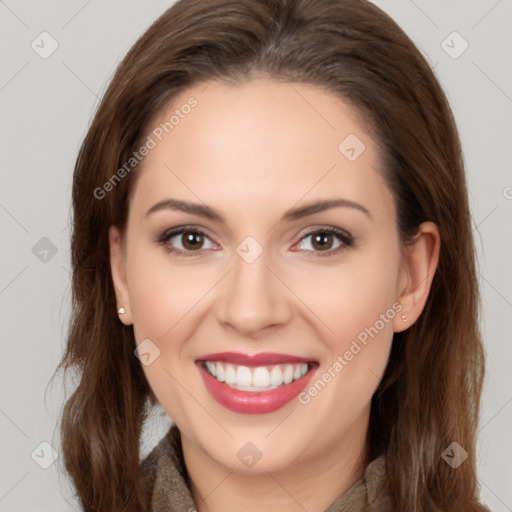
216, 248, 293, 337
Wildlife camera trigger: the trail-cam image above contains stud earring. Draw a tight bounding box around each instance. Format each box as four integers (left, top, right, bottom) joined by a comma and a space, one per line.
118, 307, 125, 315
401, 314, 407, 322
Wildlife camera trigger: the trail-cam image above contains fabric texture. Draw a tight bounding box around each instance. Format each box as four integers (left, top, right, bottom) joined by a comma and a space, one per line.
140, 425, 393, 512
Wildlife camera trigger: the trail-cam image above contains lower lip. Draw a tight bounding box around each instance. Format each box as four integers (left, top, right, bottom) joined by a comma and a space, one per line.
197, 363, 316, 414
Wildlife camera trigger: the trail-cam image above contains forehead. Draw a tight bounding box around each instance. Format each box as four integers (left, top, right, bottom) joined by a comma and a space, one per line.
130, 78, 394, 223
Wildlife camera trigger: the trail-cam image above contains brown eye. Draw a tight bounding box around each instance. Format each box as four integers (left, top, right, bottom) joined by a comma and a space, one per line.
295, 227, 353, 256
311, 232, 335, 251
157, 227, 218, 256
181, 230, 205, 250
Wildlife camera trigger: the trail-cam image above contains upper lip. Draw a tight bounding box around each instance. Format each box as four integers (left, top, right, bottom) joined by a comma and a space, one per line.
197, 352, 316, 366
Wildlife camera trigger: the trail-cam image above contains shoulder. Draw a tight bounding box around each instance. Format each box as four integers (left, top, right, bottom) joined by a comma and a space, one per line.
325, 453, 394, 512
365, 454, 394, 511
140, 425, 197, 511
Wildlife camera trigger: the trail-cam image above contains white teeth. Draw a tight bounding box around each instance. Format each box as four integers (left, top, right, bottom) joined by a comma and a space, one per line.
270, 366, 283, 386
206, 361, 216, 377
225, 365, 236, 384
253, 366, 270, 387
283, 364, 294, 384
216, 362, 225, 382
204, 361, 311, 390
236, 366, 252, 387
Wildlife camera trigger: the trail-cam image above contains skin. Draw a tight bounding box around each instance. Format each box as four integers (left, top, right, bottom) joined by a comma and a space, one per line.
110, 78, 440, 512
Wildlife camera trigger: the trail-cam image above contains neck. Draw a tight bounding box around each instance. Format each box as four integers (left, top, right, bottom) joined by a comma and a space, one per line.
181, 411, 370, 512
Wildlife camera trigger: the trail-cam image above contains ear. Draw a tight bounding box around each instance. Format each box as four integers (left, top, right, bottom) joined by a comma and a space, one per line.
109, 225, 133, 325
393, 222, 440, 332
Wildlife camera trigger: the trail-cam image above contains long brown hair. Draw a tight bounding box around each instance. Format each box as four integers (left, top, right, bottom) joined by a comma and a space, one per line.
54, 0, 487, 510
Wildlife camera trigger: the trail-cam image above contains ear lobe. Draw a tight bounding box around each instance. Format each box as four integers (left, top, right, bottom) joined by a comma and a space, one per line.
109, 225, 133, 325
393, 222, 440, 333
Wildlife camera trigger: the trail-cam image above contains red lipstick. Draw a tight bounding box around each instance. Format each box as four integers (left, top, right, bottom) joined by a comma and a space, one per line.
199, 351, 312, 366
196, 352, 317, 414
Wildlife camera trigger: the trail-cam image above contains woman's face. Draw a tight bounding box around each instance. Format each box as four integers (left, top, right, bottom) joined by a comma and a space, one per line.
111, 78, 411, 473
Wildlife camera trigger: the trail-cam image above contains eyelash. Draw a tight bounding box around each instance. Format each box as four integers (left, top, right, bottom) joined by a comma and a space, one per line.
155, 225, 354, 258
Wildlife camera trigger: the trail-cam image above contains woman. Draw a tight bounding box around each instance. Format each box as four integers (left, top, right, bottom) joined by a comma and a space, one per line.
55, 0, 488, 510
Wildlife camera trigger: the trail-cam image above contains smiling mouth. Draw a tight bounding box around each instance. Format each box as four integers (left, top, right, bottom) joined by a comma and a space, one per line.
201, 361, 311, 391
196, 352, 318, 414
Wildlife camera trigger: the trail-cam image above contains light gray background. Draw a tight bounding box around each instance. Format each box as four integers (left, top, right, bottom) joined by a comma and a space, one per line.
1, 1, 511, 510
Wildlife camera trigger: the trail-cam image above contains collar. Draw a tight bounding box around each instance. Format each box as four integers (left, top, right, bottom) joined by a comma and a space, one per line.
140, 425, 392, 512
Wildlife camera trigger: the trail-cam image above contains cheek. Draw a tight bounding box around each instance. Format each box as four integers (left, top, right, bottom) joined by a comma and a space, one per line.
124, 243, 209, 416
293, 245, 401, 352
293, 250, 400, 430
126, 242, 215, 341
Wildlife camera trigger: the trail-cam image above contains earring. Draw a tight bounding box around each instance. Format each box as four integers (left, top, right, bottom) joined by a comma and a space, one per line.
401, 314, 407, 322
118, 307, 125, 315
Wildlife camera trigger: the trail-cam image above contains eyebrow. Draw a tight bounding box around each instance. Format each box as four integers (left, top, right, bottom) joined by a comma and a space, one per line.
145, 197, 372, 222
